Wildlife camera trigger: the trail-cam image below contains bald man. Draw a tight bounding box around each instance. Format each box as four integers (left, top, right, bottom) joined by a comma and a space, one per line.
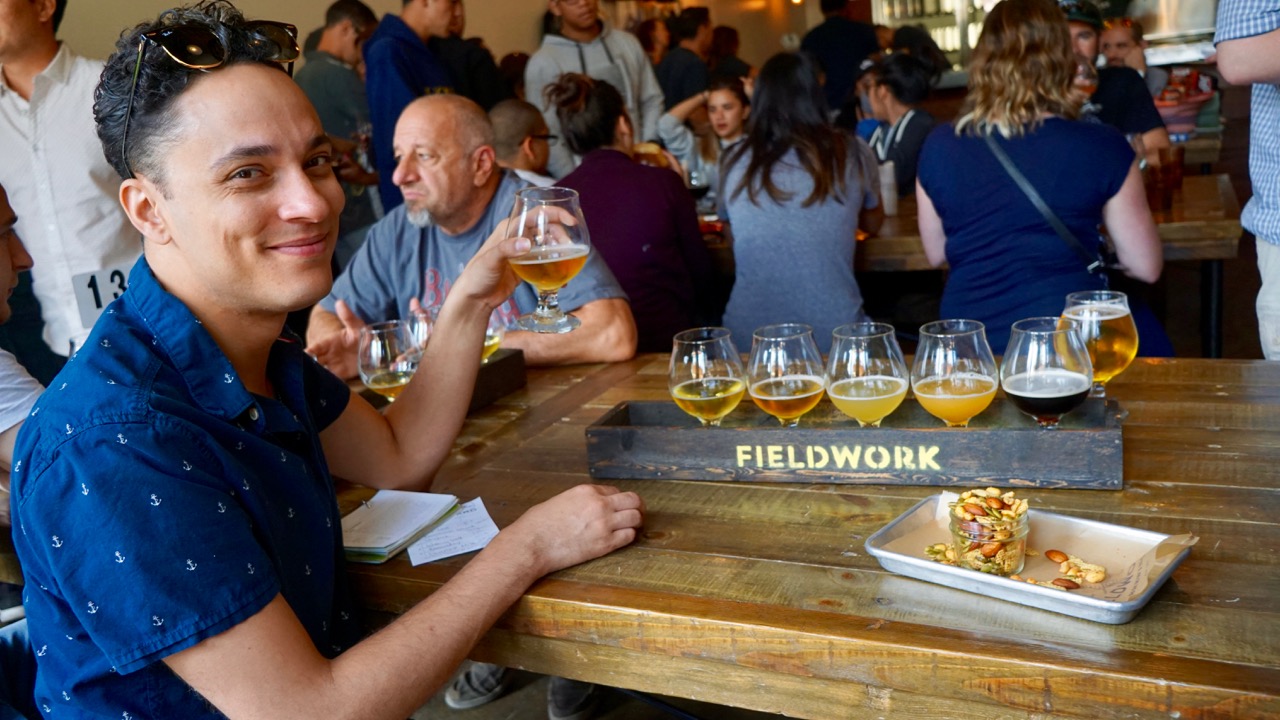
306, 94, 636, 378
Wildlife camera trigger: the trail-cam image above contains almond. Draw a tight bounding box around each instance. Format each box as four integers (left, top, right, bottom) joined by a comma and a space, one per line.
985, 497, 1006, 510
1052, 578, 1080, 590
1044, 549, 1069, 563
963, 503, 987, 517
979, 542, 1003, 558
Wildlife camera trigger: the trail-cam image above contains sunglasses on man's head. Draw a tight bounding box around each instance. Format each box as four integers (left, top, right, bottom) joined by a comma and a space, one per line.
119, 20, 300, 178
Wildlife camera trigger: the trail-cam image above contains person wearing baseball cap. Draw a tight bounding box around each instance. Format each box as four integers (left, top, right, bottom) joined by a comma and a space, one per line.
1060, 0, 1170, 162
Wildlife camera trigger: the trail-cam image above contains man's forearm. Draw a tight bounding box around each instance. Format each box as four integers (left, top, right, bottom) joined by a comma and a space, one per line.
1217, 28, 1280, 85
501, 298, 637, 365
307, 304, 344, 346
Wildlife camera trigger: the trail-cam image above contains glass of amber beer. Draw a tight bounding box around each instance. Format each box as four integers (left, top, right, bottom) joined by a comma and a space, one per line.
1000, 317, 1093, 428
669, 327, 746, 426
505, 187, 592, 333
1061, 290, 1138, 397
911, 319, 998, 427
747, 324, 826, 427
826, 322, 909, 427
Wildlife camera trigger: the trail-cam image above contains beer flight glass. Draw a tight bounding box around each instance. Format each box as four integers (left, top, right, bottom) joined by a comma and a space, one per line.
1000, 317, 1093, 428
825, 322, 909, 427
358, 319, 422, 402
668, 327, 746, 426
504, 187, 592, 334
747, 323, 826, 427
911, 319, 998, 427
483, 310, 507, 363
1061, 290, 1138, 398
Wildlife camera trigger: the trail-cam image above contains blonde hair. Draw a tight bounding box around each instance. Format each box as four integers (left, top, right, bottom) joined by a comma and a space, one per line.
955, 0, 1079, 138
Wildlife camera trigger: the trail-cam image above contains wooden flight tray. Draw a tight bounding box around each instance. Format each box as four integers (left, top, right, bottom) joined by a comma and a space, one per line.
361, 348, 526, 414
585, 397, 1122, 489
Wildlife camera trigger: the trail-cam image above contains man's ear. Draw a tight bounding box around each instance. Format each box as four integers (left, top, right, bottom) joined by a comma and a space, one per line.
472, 145, 497, 187
519, 135, 537, 162
119, 178, 173, 247
35, 0, 56, 26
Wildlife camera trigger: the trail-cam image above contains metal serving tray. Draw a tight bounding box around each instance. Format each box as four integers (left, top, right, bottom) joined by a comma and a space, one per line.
865, 493, 1193, 624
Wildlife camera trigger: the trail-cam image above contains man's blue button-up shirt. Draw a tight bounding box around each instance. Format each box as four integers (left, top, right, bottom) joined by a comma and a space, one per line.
11, 257, 356, 718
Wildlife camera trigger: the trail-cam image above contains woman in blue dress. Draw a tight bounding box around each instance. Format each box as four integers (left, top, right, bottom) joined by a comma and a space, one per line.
915, 0, 1161, 352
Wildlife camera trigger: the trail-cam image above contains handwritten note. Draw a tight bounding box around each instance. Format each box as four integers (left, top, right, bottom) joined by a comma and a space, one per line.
408, 498, 500, 566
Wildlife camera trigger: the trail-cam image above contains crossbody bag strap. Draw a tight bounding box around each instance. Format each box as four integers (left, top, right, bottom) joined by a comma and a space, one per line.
983, 133, 1104, 274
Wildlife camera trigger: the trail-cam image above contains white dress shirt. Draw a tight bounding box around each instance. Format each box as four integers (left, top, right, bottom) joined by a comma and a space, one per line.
0, 44, 141, 355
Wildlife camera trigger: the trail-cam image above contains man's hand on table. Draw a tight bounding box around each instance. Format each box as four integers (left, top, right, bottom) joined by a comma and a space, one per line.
501, 484, 645, 575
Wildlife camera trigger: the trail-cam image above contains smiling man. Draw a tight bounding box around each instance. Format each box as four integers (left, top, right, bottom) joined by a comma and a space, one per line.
9, 3, 643, 718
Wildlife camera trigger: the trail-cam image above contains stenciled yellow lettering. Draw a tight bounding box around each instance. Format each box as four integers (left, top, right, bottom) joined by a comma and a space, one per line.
767, 445, 784, 468
895, 445, 915, 469
831, 445, 861, 469
756, 445, 763, 466
918, 445, 941, 470
865, 446, 890, 469
810, 445, 830, 469
736, 446, 753, 467
787, 446, 805, 468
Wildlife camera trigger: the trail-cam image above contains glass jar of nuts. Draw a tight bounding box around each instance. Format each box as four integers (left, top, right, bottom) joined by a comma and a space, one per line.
947, 488, 1029, 576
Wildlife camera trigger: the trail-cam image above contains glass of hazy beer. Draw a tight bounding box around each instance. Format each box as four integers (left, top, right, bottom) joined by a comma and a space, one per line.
911, 319, 998, 428
358, 319, 422, 403
747, 324, 826, 427
504, 187, 592, 334
1061, 290, 1138, 397
826, 322, 909, 427
1000, 317, 1093, 428
669, 327, 746, 427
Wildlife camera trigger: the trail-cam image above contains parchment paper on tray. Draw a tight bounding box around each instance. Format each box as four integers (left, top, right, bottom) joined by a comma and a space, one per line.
866, 492, 1198, 623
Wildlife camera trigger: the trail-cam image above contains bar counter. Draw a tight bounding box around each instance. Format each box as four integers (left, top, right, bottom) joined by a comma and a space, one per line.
344, 355, 1280, 719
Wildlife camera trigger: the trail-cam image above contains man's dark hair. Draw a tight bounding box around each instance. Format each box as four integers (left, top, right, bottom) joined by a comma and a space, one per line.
325, 0, 377, 30
870, 53, 933, 105
489, 99, 545, 161
820, 0, 849, 15
94, 0, 292, 183
670, 7, 710, 42
53, 0, 68, 34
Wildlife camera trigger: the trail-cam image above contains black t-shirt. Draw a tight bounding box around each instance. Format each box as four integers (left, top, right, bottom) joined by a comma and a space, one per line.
657, 47, 710, 110
1090, 66, 1165, 135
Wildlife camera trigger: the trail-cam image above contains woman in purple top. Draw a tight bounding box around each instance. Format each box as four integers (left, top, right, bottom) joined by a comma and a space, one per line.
549, 73, 723, 352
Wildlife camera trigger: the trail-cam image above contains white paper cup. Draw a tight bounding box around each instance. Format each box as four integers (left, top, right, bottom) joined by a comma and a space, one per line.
879, 160, 898, 217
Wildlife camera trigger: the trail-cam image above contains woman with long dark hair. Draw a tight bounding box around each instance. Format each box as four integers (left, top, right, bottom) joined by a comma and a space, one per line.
549, 74, 722, 351
719, 52, 881, 353
915, 0, 1163, 351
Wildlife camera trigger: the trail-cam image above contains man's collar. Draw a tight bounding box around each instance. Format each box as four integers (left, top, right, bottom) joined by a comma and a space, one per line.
125, 257, 259, 421
0, 42, 68, 97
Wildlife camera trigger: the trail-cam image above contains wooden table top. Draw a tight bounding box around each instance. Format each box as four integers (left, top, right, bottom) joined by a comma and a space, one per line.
344, 355, 1280, 719
859, 173, 1243, 272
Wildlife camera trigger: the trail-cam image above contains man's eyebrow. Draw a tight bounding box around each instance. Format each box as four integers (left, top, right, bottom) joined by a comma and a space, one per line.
210, 135, 332, 171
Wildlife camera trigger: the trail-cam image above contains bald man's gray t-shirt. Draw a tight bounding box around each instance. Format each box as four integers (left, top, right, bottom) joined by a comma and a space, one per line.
322, 171, 627, 327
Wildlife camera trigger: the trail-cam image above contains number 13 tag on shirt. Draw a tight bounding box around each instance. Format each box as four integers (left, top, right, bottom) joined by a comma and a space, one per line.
72, 264, 131, 328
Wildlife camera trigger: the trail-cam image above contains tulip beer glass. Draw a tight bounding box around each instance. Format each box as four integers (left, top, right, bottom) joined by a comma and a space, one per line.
1061, 290, 1138, 397
1000, 317, 1093, 428
669, 327, 746, 426
826, 322, 909, 427
748, 324, 826, 427
505, 187, 591, 333
912, 319, 998, 427
358, 319, 422, 402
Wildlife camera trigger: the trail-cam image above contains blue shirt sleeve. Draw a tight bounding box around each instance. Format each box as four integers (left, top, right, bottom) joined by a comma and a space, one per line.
17, 420, 280, 674
322, 213, 405, 323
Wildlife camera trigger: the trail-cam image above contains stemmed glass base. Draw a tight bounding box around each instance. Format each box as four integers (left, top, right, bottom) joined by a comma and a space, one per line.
514, 292, 579, 334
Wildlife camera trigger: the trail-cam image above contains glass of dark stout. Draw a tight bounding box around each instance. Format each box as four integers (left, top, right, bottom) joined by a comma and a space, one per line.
999, 317, 1094, 429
